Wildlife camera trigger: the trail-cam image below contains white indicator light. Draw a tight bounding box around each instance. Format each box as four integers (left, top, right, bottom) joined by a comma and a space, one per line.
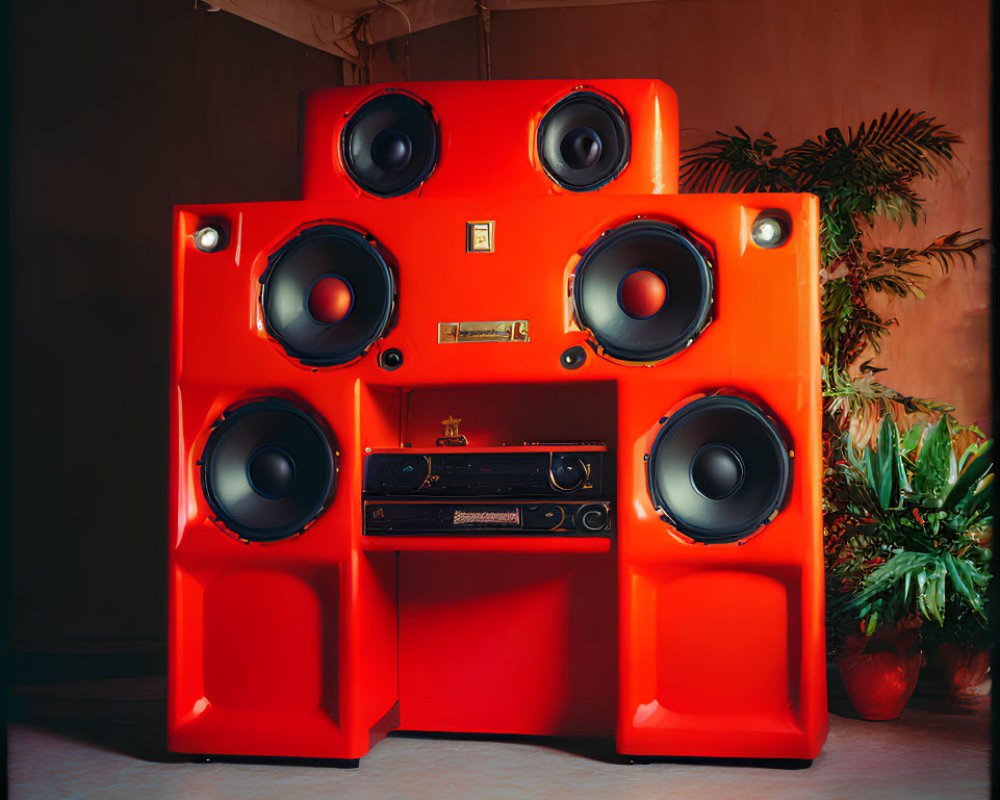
751, 215, 788, 248
194, 226, 221, 252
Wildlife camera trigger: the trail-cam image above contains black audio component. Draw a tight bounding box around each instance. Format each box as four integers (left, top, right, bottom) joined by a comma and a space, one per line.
363, 450, 606, 497
363, 500, 612, 536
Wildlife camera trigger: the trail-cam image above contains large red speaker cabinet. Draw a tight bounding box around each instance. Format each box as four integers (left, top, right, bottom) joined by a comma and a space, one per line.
169, 79, 827, 764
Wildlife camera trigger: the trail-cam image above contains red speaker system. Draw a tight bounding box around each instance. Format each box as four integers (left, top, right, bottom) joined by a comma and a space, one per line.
169, 79, 827, 764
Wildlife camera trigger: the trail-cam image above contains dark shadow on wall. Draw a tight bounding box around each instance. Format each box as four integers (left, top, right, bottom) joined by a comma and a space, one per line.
8, 0, 343, 664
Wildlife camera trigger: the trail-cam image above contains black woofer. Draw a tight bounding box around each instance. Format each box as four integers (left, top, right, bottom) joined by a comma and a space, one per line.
342, 91, 438, 197
261, 225, 394, 366
573, 220, 713, 362
200, 399, 337, 542
646, 395, 791, 543
538, 91, 629, 191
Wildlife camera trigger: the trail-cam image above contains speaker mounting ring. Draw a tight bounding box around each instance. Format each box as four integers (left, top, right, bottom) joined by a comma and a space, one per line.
573, 219, 714, 364
646, 393, 792, 544
260, 223, 396, 368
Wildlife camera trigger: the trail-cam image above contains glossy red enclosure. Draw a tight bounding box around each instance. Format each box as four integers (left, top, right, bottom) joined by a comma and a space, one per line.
169, 79, 826, 764
302, 79, 679, 200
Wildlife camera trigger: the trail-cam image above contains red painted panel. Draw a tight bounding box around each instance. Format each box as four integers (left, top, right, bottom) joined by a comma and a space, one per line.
202, 570, 330, 713
398, 553, 616, 736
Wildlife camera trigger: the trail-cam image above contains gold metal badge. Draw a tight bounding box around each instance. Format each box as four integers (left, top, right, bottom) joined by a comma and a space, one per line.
466, 221, 495, 253
453, 509, 520, 527
438, 320, 530, 343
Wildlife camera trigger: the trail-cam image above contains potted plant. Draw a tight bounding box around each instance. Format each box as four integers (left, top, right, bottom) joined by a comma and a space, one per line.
827, 415, 992, 718
679, 110, 986, 471
680, 112, 990, 716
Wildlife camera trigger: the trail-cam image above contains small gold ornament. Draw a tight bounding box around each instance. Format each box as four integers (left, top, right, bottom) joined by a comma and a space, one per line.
437, 415, 468, 447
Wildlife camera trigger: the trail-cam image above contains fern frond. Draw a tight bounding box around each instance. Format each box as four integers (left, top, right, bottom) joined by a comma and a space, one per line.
866, 230, 987, 276
870, 179, 925, 228
848, 109, 960, 179
861, 272, 927, 299
680, 129, 792, 193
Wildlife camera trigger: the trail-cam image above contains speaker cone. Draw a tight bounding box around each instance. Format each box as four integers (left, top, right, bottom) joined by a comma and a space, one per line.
646, 395, 791, 543
538, 91, 629, 191
342, 91, 439, 197
261, 225, 394, 366
200, 399, 337, 542
573, 220, 713, 362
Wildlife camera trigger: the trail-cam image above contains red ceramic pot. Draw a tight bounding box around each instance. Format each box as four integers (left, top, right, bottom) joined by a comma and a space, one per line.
838, 627, 922, 720
938, 643, 991, 707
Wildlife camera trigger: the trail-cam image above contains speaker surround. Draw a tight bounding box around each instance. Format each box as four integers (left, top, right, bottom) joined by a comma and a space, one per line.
260, 225, 395, 366
573, 220, 713, 362
646, 395, 791, 543
538, 91, 630, 191
342, 91, 439, 197
200, 398, 337, 542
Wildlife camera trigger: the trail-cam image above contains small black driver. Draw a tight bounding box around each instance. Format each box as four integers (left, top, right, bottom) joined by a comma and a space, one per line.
341, 91, 439, 197
538, 91, 630, 191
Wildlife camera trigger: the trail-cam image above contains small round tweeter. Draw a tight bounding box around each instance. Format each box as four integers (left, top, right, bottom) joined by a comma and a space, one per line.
200, 398, 336, 542
646, 395, 791, 543
560, 346, 587, 370
573, 220, 713, 363
261, 225, 395, 366
342, 91, 439, 197
538, 91, 630, 191
379, 348, 404, 371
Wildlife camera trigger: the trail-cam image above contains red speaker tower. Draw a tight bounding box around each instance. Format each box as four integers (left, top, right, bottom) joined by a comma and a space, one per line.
169, 79, 827, 763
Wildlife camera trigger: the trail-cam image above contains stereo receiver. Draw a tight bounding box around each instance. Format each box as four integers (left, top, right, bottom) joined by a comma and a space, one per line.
363, 446, 612, 537
364, 500, 612, 536
363, 447, 606, 497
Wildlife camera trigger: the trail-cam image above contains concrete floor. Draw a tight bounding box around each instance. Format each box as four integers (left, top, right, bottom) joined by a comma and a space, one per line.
5, 684, 991, 800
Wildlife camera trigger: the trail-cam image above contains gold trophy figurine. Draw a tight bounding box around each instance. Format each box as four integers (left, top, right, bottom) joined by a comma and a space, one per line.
436, 415, 469, 447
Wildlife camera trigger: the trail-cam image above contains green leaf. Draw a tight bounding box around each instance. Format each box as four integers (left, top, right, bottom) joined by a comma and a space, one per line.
946, 553, 986, 616
945, 440, 993, 510
964, 473, 994, 516
871, 417, 901, 508
957, 442, 979, 473
901, 425, 923, 455
913, 418, 953, 502
844, 432, 867, 474
927, 566, 946, 625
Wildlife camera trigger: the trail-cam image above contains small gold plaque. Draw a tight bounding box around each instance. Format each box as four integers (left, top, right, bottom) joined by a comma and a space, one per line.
466, 221, 495, 253
438, 320, 530, 343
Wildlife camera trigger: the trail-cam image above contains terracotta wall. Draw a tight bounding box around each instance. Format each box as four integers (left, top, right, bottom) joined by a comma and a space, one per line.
9, 0, 341, 654
369, 0, 992, 427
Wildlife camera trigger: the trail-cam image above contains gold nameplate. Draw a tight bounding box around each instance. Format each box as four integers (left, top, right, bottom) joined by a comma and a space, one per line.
466, 221, 495, 253
438, 320, 530, 343
453, 509, 520, 527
